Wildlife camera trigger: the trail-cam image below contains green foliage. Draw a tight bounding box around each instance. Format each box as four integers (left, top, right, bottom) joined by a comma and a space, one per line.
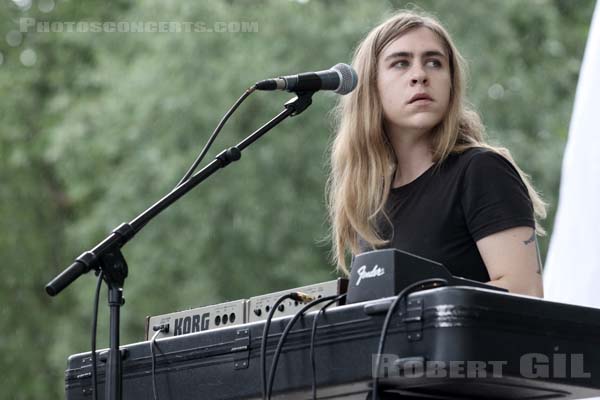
0, 0, 595, 397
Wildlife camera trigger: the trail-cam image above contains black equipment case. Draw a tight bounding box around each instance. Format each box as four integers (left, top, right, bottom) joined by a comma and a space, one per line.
65, 287, 600, 399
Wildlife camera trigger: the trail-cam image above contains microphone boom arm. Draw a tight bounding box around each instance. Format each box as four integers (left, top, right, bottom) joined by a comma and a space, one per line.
45, 90, 315, 400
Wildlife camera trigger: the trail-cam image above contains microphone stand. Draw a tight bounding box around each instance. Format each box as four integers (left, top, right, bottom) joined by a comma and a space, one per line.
45, 91, 315, 400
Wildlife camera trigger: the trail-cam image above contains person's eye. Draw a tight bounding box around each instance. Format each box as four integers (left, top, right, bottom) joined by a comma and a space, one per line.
426, 59, 443, 68
392, 60, 410, 68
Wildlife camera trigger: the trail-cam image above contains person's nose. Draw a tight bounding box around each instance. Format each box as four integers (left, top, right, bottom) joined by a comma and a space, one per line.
410, 65, 428, 86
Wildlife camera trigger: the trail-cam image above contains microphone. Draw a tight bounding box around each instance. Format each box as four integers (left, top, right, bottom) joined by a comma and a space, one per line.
255, 63, 358, 95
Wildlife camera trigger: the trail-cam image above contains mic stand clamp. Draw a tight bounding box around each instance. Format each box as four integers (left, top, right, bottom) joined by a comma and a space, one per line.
286, 91, 313, 116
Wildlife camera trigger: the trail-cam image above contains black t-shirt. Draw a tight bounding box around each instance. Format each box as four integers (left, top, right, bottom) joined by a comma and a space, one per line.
358, 147, 535, 283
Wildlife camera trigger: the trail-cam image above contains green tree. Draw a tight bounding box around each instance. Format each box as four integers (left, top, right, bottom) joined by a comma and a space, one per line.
0, 1, 130, 397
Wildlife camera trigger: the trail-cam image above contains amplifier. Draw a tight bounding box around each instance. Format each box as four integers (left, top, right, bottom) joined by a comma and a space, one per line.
144, 299, 247, 340
144, 279, 348, 339
247, 278, 348, 323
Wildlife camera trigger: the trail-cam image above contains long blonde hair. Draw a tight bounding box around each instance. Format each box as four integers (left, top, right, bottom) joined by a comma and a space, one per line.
327, 10, 547, 275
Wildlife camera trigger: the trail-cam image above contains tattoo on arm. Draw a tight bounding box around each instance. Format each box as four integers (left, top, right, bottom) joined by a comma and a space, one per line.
523, 231, 542, 275
523, 231, 536, 245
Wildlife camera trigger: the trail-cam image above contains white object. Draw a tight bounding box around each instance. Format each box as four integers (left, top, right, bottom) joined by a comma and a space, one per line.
544, 2, 600, 309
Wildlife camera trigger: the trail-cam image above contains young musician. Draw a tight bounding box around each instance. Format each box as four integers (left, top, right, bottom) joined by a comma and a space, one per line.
328, 11, 546, 297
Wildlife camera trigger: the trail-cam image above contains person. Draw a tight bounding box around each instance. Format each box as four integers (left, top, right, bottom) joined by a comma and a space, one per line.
327, 10, 546, 297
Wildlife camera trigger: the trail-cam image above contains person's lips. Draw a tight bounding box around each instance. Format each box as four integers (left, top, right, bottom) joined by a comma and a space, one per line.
408, 93, 433, 104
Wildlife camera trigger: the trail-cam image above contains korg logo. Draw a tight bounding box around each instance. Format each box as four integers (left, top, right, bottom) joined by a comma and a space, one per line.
174, 312, 210, 336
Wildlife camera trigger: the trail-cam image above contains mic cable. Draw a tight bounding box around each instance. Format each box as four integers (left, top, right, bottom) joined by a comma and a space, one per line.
371, 278, 448, 400
90, 270, 104, 400
150, 325, 168, 400
175, 86, 256, 188
309, 293, 347, 400
266, 293, 345, 400
261, 292, 312, 400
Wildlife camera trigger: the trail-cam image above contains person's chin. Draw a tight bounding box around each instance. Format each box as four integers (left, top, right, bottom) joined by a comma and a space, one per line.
406, 114, 441, 131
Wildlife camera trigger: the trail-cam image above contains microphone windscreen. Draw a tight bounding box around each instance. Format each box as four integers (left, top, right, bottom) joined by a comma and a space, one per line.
332, 63, 358, 95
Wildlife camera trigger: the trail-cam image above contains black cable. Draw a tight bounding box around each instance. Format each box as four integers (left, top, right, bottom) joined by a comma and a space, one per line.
175, 86, 256, 188
310, 293, 347, 400
261, 293, 301, 400
150, 328, 165, 400
371, 278, 448, 400
91, 271, 104, 400
267, 294, 344, 400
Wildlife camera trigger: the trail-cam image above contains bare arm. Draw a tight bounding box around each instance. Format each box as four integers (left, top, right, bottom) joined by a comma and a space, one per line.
476, 226, 543, 297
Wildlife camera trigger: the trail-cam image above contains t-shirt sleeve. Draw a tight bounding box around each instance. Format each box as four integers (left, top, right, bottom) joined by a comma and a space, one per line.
461, 150, 535, 241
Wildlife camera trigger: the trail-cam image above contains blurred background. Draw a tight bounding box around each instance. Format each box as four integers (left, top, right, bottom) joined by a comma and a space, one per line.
0, 0, 596, 398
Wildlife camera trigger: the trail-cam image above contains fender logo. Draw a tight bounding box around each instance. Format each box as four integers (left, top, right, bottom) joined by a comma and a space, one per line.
356, 265, 385, 286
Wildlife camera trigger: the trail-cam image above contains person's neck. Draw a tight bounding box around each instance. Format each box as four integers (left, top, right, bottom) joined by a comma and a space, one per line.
387, 128, 434, 188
